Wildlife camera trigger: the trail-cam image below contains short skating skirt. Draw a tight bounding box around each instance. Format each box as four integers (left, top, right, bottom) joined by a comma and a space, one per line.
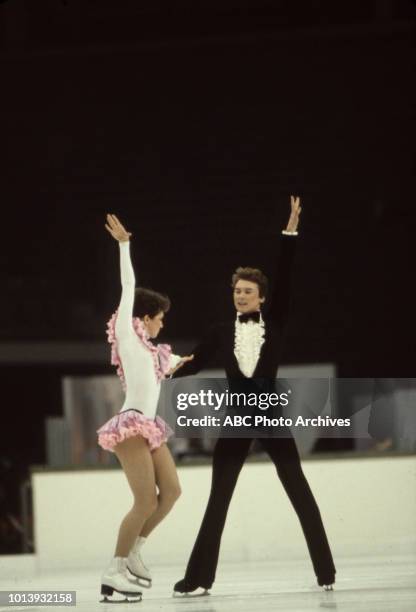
97, 409, 173, 453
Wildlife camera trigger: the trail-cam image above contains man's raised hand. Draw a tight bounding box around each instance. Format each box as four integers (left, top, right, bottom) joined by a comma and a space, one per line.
105, 214, 132, 242
285, 195, 301, 233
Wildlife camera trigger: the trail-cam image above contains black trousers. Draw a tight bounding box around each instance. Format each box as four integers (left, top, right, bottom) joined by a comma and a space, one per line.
182, 435, 336, 587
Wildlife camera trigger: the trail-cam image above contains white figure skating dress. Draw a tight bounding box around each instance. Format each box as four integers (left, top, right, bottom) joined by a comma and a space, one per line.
97, 241, 180, 452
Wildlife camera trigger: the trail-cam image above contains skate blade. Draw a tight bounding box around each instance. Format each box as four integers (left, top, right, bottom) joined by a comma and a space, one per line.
126, 567, 152, 589
100, 584, 142, 603
172, 588, 210, 598
100, 594, 142, 603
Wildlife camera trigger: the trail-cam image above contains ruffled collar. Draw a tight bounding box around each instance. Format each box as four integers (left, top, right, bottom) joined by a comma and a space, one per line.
106, 311, 172, 388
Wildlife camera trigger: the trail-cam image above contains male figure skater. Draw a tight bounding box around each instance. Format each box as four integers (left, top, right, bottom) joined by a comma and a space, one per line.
172, 196, 336, 594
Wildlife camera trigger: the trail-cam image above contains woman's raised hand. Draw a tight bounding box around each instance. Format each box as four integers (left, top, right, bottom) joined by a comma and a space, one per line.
105, 214, 132, 242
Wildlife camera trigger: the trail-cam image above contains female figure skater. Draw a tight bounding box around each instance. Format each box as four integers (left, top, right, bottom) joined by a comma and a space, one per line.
97, 214, 192, 603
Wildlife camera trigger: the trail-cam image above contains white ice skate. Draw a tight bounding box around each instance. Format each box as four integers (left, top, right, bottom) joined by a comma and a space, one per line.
127, 537, 152, 588
100, 557, 142, 603
323, 584, 334, 592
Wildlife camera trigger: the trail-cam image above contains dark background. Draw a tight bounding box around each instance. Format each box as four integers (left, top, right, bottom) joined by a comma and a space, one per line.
0, 0, 415, 550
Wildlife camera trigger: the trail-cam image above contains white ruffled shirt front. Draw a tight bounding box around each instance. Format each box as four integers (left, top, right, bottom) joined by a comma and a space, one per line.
234, 312, 265, 378
233, 230, 297, 377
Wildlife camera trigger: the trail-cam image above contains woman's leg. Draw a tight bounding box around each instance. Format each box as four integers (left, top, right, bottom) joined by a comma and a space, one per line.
114, 435, 157, 557
139, 443, 181, 537
260, 435, 336, 585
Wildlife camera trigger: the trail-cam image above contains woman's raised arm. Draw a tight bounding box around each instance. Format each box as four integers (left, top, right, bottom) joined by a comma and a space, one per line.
105, 213, 135, 336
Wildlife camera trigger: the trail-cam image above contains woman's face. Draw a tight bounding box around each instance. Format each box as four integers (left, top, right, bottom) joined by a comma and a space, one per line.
143, 311, 165, 338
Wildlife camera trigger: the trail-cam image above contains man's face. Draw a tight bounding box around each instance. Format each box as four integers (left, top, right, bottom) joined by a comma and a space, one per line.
233, 279, 265, 314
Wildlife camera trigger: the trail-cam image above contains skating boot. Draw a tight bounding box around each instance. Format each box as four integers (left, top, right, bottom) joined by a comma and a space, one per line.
172, 578, 210, 597
100, 556, 142, 603
318, 572, 335, 592
127, 536, 152, 588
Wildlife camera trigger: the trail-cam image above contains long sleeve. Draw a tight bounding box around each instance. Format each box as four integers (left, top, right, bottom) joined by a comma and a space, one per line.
266, 234, 297, 327
169, 353, 182, 370
115, 241, 136, 338
172, 325, 221, 378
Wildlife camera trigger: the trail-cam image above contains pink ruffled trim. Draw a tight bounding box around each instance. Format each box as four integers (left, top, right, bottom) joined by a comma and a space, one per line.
106, 311, 172, 390
97, 410, 173, 452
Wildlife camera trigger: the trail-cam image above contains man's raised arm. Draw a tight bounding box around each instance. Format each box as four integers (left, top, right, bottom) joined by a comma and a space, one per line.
267, 195, 301, 326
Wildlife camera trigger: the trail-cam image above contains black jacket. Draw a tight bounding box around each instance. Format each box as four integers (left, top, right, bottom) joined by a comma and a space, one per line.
173, 234, 297, 382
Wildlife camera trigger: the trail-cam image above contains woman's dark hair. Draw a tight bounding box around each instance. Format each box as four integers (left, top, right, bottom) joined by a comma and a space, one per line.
134, 287, 171, 319
231, 267, 268, 298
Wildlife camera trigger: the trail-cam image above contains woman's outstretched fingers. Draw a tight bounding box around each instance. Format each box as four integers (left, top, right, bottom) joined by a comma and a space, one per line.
105, 223, 115, 236
110, 214, 124, 230
107, 213, 118, 229
105, 214, 132, 242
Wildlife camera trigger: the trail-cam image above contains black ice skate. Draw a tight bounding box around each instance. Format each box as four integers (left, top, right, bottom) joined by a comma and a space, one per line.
172, 578, 211, 597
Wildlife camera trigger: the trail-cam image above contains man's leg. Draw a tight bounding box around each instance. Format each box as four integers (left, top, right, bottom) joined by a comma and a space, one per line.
175, 437, 252, 591
260, 435, 336, 586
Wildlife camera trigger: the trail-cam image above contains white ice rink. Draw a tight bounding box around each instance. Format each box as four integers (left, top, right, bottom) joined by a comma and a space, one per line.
1, 454, 415, 611
0, 554, 415, 611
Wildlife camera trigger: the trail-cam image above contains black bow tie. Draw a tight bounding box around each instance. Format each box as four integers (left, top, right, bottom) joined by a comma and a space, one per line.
238, 311, 261, 324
